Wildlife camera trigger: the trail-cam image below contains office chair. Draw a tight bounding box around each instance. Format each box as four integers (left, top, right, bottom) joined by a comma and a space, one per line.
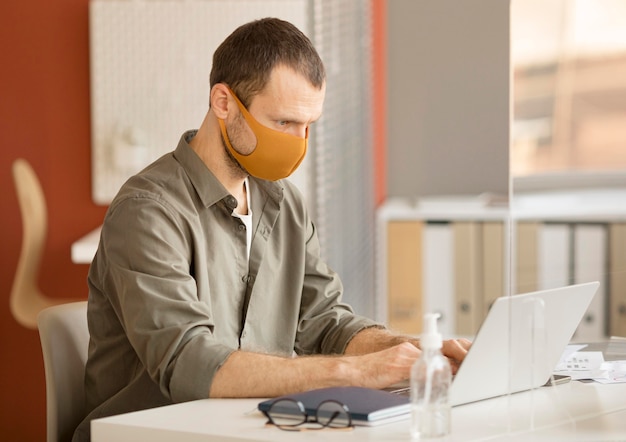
38, 301, 89, 442
11, 158, 73, 329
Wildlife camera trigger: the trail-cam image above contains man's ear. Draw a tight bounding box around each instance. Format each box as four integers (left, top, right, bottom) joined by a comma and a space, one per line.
210, 83, 231, 119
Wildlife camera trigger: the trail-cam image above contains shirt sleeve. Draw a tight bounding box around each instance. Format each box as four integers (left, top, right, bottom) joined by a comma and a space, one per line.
100, 195, 234, 402
294, 216, 382, 356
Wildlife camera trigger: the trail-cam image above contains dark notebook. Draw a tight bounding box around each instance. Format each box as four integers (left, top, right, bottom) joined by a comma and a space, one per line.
258, 386, 411, 426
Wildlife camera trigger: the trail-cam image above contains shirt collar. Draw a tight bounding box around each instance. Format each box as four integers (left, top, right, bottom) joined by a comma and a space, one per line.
173, 130, 285, 208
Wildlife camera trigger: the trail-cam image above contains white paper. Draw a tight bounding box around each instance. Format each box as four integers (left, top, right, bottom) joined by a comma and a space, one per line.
553, 345, 626, 383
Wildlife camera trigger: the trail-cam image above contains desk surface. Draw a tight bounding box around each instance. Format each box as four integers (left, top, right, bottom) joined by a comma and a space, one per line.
92, 381, 626, 442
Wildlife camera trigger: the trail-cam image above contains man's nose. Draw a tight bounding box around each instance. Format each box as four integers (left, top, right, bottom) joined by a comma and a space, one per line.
294, 125, 308, 139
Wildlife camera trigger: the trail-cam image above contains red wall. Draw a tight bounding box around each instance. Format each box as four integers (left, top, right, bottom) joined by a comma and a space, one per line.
0, 1, 387, 439
0, 1, 106, 439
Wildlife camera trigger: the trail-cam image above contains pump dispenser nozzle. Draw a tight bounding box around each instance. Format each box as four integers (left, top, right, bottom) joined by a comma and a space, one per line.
421, 313, 443, 350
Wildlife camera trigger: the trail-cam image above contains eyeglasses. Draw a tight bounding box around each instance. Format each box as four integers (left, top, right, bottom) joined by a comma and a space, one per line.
263, 398, 354, 431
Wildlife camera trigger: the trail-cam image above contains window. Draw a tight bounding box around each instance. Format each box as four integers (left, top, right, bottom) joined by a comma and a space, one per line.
511, 0, 626, 177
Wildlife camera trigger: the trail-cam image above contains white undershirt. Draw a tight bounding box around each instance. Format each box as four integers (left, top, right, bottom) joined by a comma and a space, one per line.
231, 178, 253, 261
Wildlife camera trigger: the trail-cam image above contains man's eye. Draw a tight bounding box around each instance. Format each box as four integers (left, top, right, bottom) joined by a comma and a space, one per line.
278, 121, 289, 126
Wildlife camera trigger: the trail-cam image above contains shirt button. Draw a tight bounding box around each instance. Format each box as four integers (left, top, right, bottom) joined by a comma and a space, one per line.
225, 196, 237, 209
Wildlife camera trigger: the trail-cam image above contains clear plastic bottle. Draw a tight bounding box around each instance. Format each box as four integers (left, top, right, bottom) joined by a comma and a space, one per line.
410, 313, 452, 439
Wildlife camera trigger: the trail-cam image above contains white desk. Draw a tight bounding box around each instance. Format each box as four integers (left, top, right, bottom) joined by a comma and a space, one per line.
71, 226, 101, 264
92, 381, 626, 441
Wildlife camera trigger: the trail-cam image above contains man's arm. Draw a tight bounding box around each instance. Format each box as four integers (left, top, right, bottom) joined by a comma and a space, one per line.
209, 328, 470, 398
344, 327, 418, 355
208, 341, 420, 398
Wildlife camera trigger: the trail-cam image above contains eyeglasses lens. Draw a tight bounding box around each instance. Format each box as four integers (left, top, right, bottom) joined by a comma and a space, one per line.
268, 399, 306, 427
316, 400, 351, 428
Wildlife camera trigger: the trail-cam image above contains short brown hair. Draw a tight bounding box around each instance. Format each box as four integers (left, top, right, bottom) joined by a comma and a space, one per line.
210, 17, 326, 107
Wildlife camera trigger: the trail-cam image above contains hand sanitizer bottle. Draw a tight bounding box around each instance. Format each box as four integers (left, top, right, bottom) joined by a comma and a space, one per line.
410, 313, 451, 439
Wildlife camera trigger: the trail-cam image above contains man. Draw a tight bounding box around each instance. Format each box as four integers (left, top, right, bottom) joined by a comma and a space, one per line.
73, 17, 470, 442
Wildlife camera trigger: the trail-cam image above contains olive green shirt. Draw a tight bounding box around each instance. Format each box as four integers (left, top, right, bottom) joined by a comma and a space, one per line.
73, 131, 379, 442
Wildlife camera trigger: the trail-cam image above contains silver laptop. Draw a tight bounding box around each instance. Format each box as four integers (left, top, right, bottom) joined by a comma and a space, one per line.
449, 281, 599, 406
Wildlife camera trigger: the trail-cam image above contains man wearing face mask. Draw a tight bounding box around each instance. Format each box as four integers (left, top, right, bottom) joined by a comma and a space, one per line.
73, 17, 470, 442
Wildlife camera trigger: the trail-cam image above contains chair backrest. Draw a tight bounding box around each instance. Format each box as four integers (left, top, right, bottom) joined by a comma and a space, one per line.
11, 158, 73, 329
38, 301, 89, 442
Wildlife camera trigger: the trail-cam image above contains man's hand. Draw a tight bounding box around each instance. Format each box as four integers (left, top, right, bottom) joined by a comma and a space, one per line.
442, 338, 472, 374
346, 327, 472, 379
342, 337, 471, 390
344, 342, 421, 389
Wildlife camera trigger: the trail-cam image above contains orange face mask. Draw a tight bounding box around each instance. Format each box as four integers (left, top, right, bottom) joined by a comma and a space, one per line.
218, 87, 308, 181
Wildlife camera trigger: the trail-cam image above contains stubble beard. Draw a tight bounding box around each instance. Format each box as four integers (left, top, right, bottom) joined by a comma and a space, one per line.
220, 132, 250, 179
